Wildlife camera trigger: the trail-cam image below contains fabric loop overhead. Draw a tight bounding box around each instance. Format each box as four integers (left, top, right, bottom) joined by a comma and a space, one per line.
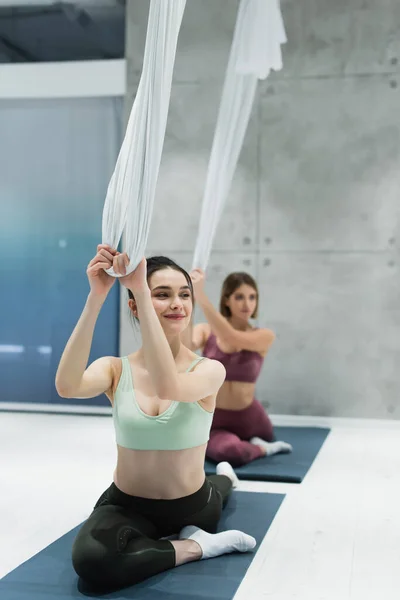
102, 0, 186, 276
192, 0, 286, 270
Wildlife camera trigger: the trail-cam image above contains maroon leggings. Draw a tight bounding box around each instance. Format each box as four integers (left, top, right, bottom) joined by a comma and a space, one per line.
206, 399, 274, 467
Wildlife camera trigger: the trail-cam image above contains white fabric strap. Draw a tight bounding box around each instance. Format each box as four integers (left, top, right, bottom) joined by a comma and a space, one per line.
102, 0, 186, 276
192, 0, 286, 270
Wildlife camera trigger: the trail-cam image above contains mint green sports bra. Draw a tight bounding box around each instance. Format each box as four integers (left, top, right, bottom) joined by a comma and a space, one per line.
112, 357, 215, 451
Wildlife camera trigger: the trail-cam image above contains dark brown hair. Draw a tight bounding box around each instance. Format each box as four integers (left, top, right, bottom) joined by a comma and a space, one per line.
128, 256, 194, 320
219, 272, 259, 319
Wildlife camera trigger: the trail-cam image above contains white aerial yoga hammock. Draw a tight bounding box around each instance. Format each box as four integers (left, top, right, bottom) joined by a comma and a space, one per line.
101, 0, 186, 276
192, 0, 286, 270
101, 0, 285, 276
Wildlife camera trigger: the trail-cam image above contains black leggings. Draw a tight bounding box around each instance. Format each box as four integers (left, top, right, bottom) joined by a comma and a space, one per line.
72, 475, 232, 591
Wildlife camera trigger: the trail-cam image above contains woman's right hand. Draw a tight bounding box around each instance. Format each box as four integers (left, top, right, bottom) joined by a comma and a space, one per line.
86, 244, 118, 298
190, 268, 206, 300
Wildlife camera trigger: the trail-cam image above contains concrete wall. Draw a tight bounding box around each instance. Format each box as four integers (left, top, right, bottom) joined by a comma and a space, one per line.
122, 0, 400, 419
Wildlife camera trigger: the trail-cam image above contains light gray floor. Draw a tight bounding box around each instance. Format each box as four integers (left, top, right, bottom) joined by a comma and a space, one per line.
1, 412, 399, 599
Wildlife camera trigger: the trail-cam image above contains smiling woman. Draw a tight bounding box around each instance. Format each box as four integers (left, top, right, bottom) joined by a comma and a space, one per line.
127, 256, 194, 327
54, 247, 255, 591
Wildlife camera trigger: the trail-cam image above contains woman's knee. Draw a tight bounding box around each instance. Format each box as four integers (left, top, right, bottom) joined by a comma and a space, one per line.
207, 437, 249, 466
72, 535, 112, 585
72, 535, 147, 588
72, 516, 140, 587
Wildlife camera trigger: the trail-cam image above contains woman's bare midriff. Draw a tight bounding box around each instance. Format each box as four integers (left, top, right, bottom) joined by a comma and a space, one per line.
216, 380, 256, 411
108, 354, 212, 499
113, 444, 208, 499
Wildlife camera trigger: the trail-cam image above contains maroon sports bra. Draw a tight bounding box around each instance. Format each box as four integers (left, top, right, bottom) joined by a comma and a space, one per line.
202, 333, 264, 384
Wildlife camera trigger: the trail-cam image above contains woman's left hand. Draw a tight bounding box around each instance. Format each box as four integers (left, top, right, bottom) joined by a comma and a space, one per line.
114, 255, 149, 294
190, 268, 206, 298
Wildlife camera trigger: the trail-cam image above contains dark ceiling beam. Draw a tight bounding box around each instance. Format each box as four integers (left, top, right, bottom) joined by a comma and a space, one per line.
0, 6, 61, 21
0, 32, 37, 61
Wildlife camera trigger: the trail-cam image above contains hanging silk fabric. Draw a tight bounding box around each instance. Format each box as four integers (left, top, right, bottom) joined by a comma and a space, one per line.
102, 0, 186, 276
192, 0, 286, 270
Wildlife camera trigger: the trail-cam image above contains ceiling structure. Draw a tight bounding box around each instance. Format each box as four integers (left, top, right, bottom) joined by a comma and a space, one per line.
0, 0, 126, 62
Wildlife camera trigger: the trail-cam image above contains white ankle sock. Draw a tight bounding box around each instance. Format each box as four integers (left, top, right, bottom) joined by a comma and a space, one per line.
216, 461, 239, 488
250, 437, 293, 456
179, 526, 256, 560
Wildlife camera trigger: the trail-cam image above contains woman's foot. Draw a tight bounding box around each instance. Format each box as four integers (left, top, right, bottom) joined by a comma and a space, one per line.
250, 436, 293, 456
216, 461, 239, 488
179, 525, 256, 560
